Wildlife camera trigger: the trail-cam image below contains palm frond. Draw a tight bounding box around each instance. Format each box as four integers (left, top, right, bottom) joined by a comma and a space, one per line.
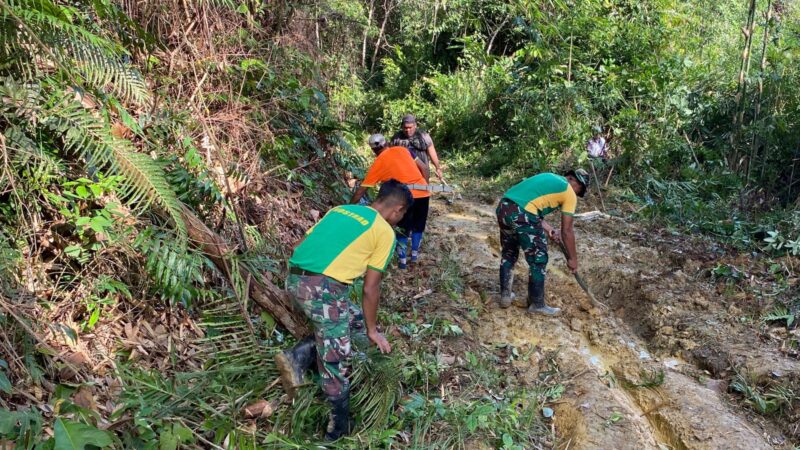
134, 227, 204, 305
196, 290, 268, 368
349, 350, 405, 432
117, 285, 281, 443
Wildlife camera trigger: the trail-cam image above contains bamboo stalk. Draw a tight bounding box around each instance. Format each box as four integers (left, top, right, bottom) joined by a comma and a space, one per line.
746, 0, 772, 186
362, 0, 375, 67
731, 0, 758, 170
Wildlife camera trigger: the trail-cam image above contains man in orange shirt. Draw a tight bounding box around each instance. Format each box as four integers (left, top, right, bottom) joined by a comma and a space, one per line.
350, 134, 431, 269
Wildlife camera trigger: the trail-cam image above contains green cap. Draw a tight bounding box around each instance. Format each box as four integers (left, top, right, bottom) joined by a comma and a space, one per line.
565, 168, 590, 197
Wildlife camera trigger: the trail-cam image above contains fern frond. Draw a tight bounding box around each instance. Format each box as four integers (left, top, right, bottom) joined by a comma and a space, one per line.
0, 77, 41, 119
4, 0, 121, 53
42, 98, 186, 240
0, 0, 150, 104
64, 39, 149, 104
3, 125, 63, 180
0, 78, 184, 241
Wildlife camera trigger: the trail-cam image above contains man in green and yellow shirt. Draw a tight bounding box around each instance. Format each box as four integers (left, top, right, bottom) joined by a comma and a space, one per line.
275, 180, 412, 441
496, 170, 589, 315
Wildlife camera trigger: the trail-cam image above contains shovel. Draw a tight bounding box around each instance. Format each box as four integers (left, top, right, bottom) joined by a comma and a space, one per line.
557, 241, 607, 310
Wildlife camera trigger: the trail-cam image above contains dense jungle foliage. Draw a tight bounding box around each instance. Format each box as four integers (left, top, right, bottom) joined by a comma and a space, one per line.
1, 0, 799, 448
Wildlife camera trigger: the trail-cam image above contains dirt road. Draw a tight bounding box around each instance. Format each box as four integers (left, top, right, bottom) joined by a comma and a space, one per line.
425, 197, 797, 449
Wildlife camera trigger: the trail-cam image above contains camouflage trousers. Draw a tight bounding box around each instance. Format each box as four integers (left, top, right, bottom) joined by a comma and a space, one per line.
496, 198, 548, 283
286, 273, 366, 398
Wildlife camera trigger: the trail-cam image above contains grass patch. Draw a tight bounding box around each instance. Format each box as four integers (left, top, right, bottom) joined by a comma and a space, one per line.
625, 369, 666, 389
730, 372, 798, 416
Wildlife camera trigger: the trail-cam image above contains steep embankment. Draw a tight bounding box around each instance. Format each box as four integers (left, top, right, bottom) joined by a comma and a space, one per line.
424, 196, 797, 449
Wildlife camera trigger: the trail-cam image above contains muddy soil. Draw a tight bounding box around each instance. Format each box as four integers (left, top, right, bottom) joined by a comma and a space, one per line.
424, 197, 798, 449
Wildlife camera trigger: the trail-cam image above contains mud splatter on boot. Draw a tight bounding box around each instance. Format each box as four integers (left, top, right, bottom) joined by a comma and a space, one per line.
274, 336, 316, 400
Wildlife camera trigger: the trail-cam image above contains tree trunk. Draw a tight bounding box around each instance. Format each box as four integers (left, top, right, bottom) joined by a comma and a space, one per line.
362, 0, 375, 67
431, 0, 439, 45
746, 0, 772, 186
181, 206, 310, 338
731, 0, 757, 169
370, 0, 393, 74
486, 17, 509, 55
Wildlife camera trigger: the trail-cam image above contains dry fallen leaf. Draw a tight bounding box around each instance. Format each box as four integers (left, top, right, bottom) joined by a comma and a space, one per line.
243, 399, 278, 419
110, 122, 131, 139
73, 386, 97, 412
244, 399, 268, 418
59, 351, 90, 381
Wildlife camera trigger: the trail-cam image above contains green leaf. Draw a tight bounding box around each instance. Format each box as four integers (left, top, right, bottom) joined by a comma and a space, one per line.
260, 312, 275, 331
0, 371, 11, 394
64, 246, 82, 258
172, 424, 193, 443
89, 216, 112, 233
75, 186, 90, 199
86, 308, 100, 329
159, 429, 178, 450
54, 418, 113, 450
0, 409, 18, 434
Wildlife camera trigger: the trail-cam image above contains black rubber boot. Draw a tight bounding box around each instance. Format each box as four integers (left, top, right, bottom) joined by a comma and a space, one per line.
499, 266, 515, 308
526, 278, 560, 316
324, 391, 353, 441
274, 336, 316, 399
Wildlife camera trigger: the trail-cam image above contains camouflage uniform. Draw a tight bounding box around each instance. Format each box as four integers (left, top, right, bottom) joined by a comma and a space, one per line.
286, 273, 367, 398
496, 198, 548, 284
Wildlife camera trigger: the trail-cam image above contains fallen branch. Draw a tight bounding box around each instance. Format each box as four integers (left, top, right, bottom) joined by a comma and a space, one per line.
180, 205, 309, 337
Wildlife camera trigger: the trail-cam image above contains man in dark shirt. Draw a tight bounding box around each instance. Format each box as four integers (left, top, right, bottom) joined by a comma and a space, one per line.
391, 114, 443, 182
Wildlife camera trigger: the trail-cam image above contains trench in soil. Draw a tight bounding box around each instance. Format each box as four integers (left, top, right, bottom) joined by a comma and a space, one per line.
426, 199, 776, 450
